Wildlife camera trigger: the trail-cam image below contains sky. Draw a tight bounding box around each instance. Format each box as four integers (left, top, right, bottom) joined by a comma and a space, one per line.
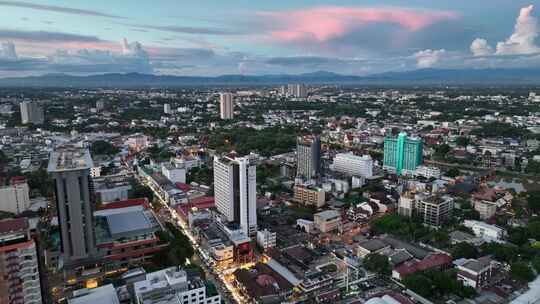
1, 0, 540, 77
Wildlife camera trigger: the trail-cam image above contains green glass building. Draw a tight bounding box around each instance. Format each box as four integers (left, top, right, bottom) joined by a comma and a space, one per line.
383, 132, 423, 175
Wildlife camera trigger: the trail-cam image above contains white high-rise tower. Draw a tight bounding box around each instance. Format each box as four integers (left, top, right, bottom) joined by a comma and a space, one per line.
219, 93, 234, 120
213, 154, 257, 237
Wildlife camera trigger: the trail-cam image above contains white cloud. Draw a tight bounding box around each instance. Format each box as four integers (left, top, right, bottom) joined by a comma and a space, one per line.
121, 38, 148, 58
46, 39, 152, 74
414, 49, 446, 68
471, 5, 540, 56
496, 5, 539, 55
470, 38, 493, 56
0, 41, 17, 60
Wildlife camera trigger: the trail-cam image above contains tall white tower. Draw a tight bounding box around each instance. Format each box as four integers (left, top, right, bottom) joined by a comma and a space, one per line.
213, 154, 257, 236
219, 93, 234, 120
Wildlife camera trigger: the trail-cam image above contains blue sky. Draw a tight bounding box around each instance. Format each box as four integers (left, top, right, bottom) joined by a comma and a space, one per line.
0, 0, 539, 76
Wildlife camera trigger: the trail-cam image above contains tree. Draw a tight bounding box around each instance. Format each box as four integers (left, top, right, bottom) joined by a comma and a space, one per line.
527, 191, 540, 213
527, 219, 540, 240
510, 262, 535, 282
364, 253, 391, 276
451, 242, 478, 259
0, 150, 8, 164
456, 137, 470, 147
402, 273, 434, 298
90, 140, 120, 156
446, 168, 461, 178
508, 227, 529, 246
532, 256, 540, 273
131, 184, 154, 201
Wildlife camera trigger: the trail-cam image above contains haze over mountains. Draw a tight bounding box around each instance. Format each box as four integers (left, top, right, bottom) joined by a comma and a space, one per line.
1, 68, 540, 87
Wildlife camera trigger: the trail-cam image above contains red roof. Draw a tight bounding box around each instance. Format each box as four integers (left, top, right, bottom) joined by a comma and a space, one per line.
175, 182, 191, 191
9, 176, 27, 185
97, 198, 150, 210
0, 218, 28, 234
189, 196, 215, 208
395, 253, 452, 277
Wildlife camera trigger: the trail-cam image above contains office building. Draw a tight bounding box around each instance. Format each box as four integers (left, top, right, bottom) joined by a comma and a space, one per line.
0, 218, 43, 304
383, 132, 423, 175
0, 181, 30, 214
287, 84, 307, 98
164, 103, 173, 114
219, 93, 234, 120
213, 154, 257, 236
133, 266, 221, 304
296, 135, 321, 180
48, 146, 97, 264
20, 101, 44, 125
95, 101, 105, 112
333, 153, 373, 177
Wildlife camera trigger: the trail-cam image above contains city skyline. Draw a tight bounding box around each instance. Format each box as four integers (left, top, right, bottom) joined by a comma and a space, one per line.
1, 1, 540, 77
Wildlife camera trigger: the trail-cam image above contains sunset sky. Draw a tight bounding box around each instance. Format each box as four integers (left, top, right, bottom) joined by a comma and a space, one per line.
0, 0, 539, 76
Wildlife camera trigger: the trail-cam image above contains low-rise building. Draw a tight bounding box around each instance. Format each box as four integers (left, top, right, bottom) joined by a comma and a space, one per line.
133, 266, 221, 304
257, 229, 277, 250
456, 257, 493, 290
68, 284, 119, 304
463, 220, 506, 242
293, 185, 326, 208
0, 182, 30, 214
313, 210, 341, 233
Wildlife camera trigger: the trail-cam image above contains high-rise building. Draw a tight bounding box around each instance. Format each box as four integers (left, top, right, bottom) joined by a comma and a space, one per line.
333, 153, 373, 177
287, 84, 307, 98
0, 218, 43, 304
383, 132, 423, 175
213, 154, 257, 236
48, 146, 97, 264
163, 103, 172, 114
219, 93, 234, 119
296, 135, 321, 180
95, 101, 105, 112
20, 101, 44, 125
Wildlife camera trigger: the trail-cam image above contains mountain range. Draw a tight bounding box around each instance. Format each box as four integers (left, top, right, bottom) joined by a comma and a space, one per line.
2, 68, 540, 87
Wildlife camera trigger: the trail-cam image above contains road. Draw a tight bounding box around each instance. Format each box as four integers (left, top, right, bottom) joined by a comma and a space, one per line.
135, 172, 245, 304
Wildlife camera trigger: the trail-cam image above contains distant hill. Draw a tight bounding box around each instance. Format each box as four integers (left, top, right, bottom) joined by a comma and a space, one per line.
2, 68, 540, 87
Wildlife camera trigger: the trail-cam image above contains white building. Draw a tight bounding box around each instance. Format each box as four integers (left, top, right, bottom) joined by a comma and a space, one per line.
162, 163, 186, 184
256, 229, 276, 250
20, 101, 44, 125
219, 93, 234, 120
214, 155, 257, 236
0, 182, 30, 214
333, 153, 373, 178
126, 135, 148, 152
133, 266, 221, 304
68, 284, 119, 304
464, 220, 506, 242
164, 103, 173, 114
287, 84, 307, 98
414, 165, 442, 179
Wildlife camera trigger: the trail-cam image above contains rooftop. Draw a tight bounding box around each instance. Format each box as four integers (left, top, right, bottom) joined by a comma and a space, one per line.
48, 146, 93, 172
68, 284, 120, 304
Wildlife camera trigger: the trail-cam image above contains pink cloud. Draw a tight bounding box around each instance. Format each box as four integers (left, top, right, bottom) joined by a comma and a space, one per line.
258, 6, 459, 44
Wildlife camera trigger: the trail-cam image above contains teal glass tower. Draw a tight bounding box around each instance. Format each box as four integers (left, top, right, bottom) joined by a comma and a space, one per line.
383, 132, 423, 175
